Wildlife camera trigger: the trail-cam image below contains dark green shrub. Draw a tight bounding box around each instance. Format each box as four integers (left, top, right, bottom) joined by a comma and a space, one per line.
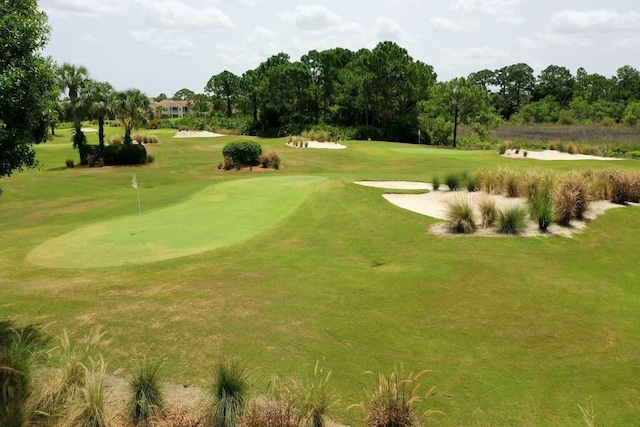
222, 140, 262, 168
445, 196, 477, 234
101, 144, 147, 165
431, 176, 440, 191
444, 172, 461, 191
498, 144, 507, 155
65, 159, 74, 168
128, 359, 163, 426
497, 205, 528, 235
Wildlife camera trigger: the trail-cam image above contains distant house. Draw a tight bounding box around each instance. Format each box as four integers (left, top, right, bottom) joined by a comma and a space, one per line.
150, 98, 190, 118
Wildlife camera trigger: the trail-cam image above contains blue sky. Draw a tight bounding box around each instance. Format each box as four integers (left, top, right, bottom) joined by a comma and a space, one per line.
40, 0, 640, 97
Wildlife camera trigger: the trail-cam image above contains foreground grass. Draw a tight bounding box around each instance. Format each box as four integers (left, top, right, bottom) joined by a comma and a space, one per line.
1, 126, 639, 425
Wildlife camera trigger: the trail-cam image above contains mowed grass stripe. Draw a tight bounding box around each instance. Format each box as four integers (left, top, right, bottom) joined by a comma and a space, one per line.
27, 175, 325, 268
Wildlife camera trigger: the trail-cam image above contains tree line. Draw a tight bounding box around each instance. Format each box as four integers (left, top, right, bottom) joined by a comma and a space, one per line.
4, 0, 640, 190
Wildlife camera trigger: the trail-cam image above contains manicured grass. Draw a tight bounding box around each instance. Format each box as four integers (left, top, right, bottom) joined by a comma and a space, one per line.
1, 126, 640, 426
27, 175, 324, 268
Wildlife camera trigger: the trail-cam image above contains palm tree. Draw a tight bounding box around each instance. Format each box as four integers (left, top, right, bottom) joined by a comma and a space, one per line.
115, 89, 152, 145
81, 80, 115, 153
57, 63, 89, 147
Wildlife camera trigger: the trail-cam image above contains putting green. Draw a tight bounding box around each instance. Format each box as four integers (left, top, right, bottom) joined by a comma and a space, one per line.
27, 175, 325, 268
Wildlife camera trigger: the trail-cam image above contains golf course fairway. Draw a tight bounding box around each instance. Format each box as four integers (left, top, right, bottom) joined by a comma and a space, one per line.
27, 175, 325, 268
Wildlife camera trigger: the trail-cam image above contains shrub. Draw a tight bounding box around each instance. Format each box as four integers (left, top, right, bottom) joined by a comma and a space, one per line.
466, 175, 479, 192
259, 151, 281, 169
0, 327, 47, 427
222, 140, 262, 168
128, 358, 163, 426
431, 176, 440, 191
496, 205, 528, 235
349, 366, 438, 427
553, 172, 590, 224
498, 143, 507, 155
445, 196, 477, 234
101, 143, 147, 165
146, 154, 155, 164
521, 170, 554, 201
58, 356, 109, 427
502, 169, 521, 198
477, 196, 497, 228
108, 135, 123, 145
65, 159, 74, 168
530, 190, 555, 231
240, 402, 303, 427
475, 169, 502, 195
133, 133, 144, 144
201, 359, 250, 427
222, 157, 233, 171
443, 172, 461, 191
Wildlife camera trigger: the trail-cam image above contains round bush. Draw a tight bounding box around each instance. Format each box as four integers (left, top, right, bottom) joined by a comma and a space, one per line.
222, 140, 262, 167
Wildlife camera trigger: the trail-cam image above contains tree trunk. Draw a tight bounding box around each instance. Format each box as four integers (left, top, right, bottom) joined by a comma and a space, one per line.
98, 115, 105, 153
453, 108, 459, 148
226, 97, 232, 118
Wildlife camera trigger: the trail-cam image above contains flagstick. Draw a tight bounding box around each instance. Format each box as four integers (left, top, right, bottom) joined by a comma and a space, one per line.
135, 184, 144, 231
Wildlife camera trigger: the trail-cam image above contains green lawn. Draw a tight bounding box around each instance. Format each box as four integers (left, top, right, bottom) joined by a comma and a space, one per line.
1, 125, 639, 426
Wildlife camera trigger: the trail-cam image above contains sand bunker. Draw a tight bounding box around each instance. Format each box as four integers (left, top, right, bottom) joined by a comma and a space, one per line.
80, 127, 98, 133
356, 181, 625, 237
287, 141, 347, 149
501, 149, 622, 161
173, 130, 225, 138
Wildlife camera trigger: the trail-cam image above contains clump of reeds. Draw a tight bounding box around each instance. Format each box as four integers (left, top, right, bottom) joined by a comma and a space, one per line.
201, 359, 250, 427
445, 195, 477, 234
477, 196, 497, 228
128, 358, 164, 426
349, 365, 439, 427
496, 205, 528, 235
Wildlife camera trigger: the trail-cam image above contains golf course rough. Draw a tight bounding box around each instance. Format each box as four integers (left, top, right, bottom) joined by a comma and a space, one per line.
27, 175, 325, 268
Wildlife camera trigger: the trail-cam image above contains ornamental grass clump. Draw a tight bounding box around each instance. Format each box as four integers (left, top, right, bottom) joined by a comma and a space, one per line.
349, 366, 438, 427
477, 196, 497, 228
0, 327, 47, 427
128, 358, 163, 426
502, 169, 521, 198
496, 205, 528, 235
431, 176, 440, 191
475, 169, 502, 195
58, 356, 109, 427
521, 170, 554, 201
553, 172, 590, 224
201, 359, 250, 427
445, 196, 477, 234
530, 190, 555, 231
443, 172, 461, 191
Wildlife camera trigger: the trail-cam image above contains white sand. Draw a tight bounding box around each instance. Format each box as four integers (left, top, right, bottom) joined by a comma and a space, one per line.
501, 148, 622, 161
173, 130, 225, 138
287, 140, 347, 149
356, 181, 626, 237
80, 127, 98, 133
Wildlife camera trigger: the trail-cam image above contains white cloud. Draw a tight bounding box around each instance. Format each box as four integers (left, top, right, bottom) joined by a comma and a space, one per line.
516, 32, 593, 49
451, 0, 523, 24
280, 5, 343, 31
375, 17, 414, 43
41, 0, 125, 17
130, 29, 203, 57
615, 37, 640, 48
429, 16, 464, 32
133, 0, 233, 30
550, 10, 640, 34
438, 45, 514, 75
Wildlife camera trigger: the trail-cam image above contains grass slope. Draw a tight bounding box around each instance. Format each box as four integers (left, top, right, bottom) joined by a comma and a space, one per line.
0, 126, 639, 426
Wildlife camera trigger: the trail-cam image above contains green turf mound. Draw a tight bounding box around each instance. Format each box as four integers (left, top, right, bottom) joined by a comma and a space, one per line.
27, 175, 325, 268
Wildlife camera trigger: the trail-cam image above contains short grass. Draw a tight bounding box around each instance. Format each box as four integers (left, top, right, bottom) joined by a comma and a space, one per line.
1, 125, 640, 426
